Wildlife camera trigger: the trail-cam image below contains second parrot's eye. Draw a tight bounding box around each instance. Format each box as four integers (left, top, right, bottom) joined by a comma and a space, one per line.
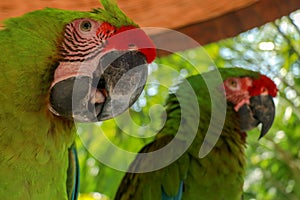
230, 80, 237, 87
80, 20, 92, 32
224, 78, 241, 92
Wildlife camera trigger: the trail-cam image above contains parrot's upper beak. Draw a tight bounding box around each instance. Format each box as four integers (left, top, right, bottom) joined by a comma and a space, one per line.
238, 95, 275, 139
49, 51, 148, 122
92, 51, 148, 121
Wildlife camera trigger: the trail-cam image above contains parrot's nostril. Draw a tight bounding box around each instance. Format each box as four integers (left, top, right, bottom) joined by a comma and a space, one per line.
128, 43, 137, 50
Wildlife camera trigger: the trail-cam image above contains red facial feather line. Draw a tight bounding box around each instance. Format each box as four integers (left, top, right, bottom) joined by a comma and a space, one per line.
60, 19, 104, 62
96, 22, 116, 38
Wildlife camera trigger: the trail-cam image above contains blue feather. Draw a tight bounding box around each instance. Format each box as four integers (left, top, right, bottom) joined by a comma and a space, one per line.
69, 144, 80, 200
162, 181, 184, 200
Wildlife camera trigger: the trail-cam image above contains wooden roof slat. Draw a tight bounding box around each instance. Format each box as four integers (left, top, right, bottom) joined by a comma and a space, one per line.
150, 0, 300, 56
0, 0, 299, 55
118, 0, 257, 28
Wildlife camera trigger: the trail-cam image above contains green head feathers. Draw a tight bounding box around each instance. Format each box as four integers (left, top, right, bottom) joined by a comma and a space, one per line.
216, 67, 259, 80
93, 0, 138, 27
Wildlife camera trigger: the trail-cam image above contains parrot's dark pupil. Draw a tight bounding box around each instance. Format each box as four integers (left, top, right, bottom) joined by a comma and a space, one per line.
81, 21, 92, 31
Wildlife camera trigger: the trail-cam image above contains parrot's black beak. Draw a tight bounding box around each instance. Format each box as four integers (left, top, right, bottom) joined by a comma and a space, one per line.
238, 95, 275, 139
93, 51, 148, 121
49, 51, 148, 122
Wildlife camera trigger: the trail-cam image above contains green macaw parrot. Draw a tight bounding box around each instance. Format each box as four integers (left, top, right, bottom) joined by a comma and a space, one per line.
0, 0, 156, 199
115, 68, 278, 200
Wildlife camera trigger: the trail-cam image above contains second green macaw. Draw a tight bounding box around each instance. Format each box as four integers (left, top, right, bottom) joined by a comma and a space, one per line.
0, 0, 156, 199
115, 68, 278, 200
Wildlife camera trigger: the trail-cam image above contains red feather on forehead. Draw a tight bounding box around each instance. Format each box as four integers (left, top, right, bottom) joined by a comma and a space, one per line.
249, 75, 278, 97
101, 24, 156, 63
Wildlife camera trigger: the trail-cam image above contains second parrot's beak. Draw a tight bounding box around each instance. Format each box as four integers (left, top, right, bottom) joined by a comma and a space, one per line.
49, 51, 148, 122
238, 95, 275, 139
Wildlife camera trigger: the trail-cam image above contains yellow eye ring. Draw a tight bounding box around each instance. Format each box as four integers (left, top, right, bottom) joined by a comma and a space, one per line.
80, 20, 92, 32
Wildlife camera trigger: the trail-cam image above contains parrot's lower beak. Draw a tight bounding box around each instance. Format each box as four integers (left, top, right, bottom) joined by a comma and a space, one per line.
49, 51, 148, 122
238, 95, 275, 139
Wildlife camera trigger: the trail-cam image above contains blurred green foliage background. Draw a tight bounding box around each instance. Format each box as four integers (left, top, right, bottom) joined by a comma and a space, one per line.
77, 10, 300, 200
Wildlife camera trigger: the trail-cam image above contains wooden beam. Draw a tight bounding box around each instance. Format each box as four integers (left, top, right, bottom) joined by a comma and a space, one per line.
0, 0, 257, 29
150, 0, 300, 56
0, 0, 299, 56
118, 0, 257, 28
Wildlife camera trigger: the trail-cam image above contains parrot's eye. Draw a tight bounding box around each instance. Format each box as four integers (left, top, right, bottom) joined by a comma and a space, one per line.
80, 20, 92, 32
230, 80, 237, 87
224, 78, 241, 91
